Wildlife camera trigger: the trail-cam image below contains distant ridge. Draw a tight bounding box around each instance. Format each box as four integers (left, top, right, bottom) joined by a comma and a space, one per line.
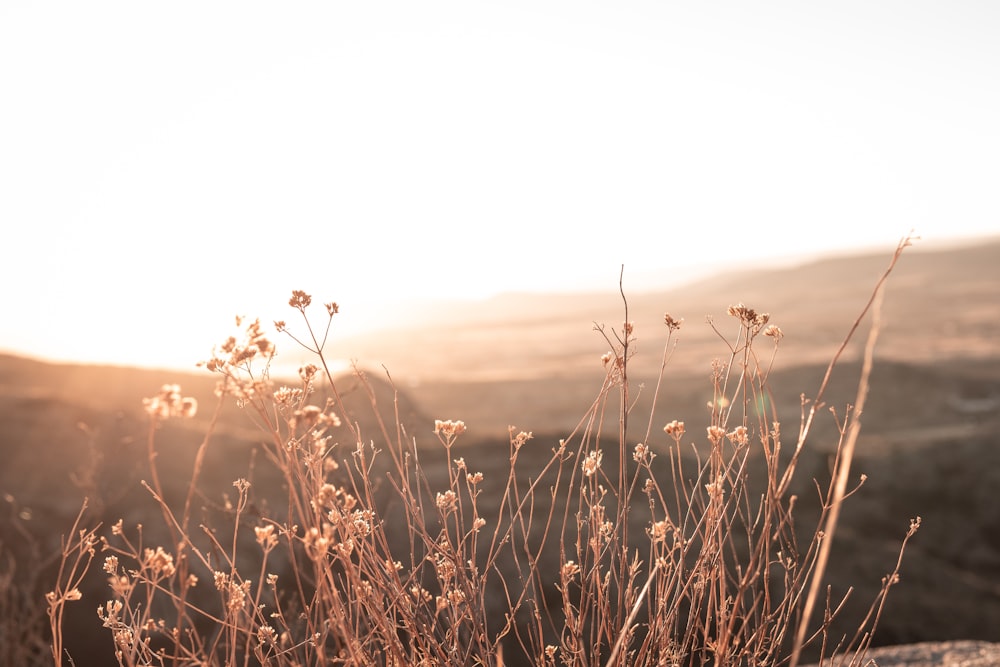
332, 236, 1000, 383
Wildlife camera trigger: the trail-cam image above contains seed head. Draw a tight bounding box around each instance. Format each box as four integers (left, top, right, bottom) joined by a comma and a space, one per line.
727, 425, 749, 446
255, 524, 278, 550
633, 442, 653, 464
663, 313, 683, 331
581, 449, 603, 477
436, 490, 458, 513
142, 546, 176, 578
727, 302, 771, 331
510, 428, 533, 450
649, 520, 671, 544
289, 290, 312, 310
434, 419, 467, 438
560, 560, 581, 581
663, 420, 685, 439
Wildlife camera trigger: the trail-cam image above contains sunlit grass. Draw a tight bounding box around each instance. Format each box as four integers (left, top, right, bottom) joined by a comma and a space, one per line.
37, 239, 922, 666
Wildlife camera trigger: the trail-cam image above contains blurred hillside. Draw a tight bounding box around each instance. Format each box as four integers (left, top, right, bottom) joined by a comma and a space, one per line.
322, 236, 1000, 436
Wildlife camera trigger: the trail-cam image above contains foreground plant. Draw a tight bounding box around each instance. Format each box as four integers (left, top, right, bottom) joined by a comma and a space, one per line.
47, 238, 920, 666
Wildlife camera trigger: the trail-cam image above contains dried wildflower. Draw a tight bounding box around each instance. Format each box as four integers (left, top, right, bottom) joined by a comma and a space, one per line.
315, 483, 338, 508
46, 587, 82, 604
341, 492, 357, 511
436, 490, 458, 513
303, 526, 333, 560
467, 471, 484, 485
350, 509, 374, 537
143, 384, 198, 420
663, 313, 683, 330
510, 428, 533, 450
599, 519, 614, 543
257, 625, 277, 647
727, 302, 771, 331
763, 324, 784, 340
355, 580, 374, 598
649, 519, 671, 544
336, 538, 355, 557
273, 386, 303, 406
434, 419, 467, 439
107, 574, 132, 598
560, 560, 581, 581
242, 319, 276, 360
623, 321, 634, 336
727, 425, 749, 446
706, 425, 726, 444
432, 554, 456, 582
325, 302, 339, 316
705, 479, 725, 501
581, 449, 603, 477
472, 517, 487, 532
112, 626, 134, 652
221, 578, 251, 615
663, 420, 685, 439
97, 599, 123, 625
292, 405, 323, 430
289, 290, 312, 310
273, 320, 287, 332
255, 524, 278, 550
453, 457, 466, 471
411, 585, 433, 603
103, 555, 119, 575
632, 442, 653, 464
142, 546, 176, 578
202, 317, 277, 373
601, 351, 614, 367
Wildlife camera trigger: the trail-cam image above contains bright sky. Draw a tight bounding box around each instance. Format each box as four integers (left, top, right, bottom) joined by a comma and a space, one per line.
1, 1, 997, 370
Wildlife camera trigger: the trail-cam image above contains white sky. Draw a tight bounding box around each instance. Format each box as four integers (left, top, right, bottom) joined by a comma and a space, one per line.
1, 1, 998, 370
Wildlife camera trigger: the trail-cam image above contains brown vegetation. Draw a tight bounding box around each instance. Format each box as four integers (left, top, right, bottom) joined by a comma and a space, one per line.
3, 236, 999, 665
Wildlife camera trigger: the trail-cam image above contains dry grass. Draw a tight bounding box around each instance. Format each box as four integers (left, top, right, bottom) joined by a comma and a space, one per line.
39, 239, 921, 666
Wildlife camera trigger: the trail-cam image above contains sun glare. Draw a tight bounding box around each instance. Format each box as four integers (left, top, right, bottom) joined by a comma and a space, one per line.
1, 3, 999, 369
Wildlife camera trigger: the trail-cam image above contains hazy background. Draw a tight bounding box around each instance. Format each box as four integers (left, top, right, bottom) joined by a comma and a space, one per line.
1, 1, 998, 371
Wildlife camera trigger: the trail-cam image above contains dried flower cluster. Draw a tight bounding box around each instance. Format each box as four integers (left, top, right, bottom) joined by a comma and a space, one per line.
142, 384, 197, 420
204, 316, 276, 371
727, 302, 770, 328
581, 449, 603, 477
434, 419, 467, 438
